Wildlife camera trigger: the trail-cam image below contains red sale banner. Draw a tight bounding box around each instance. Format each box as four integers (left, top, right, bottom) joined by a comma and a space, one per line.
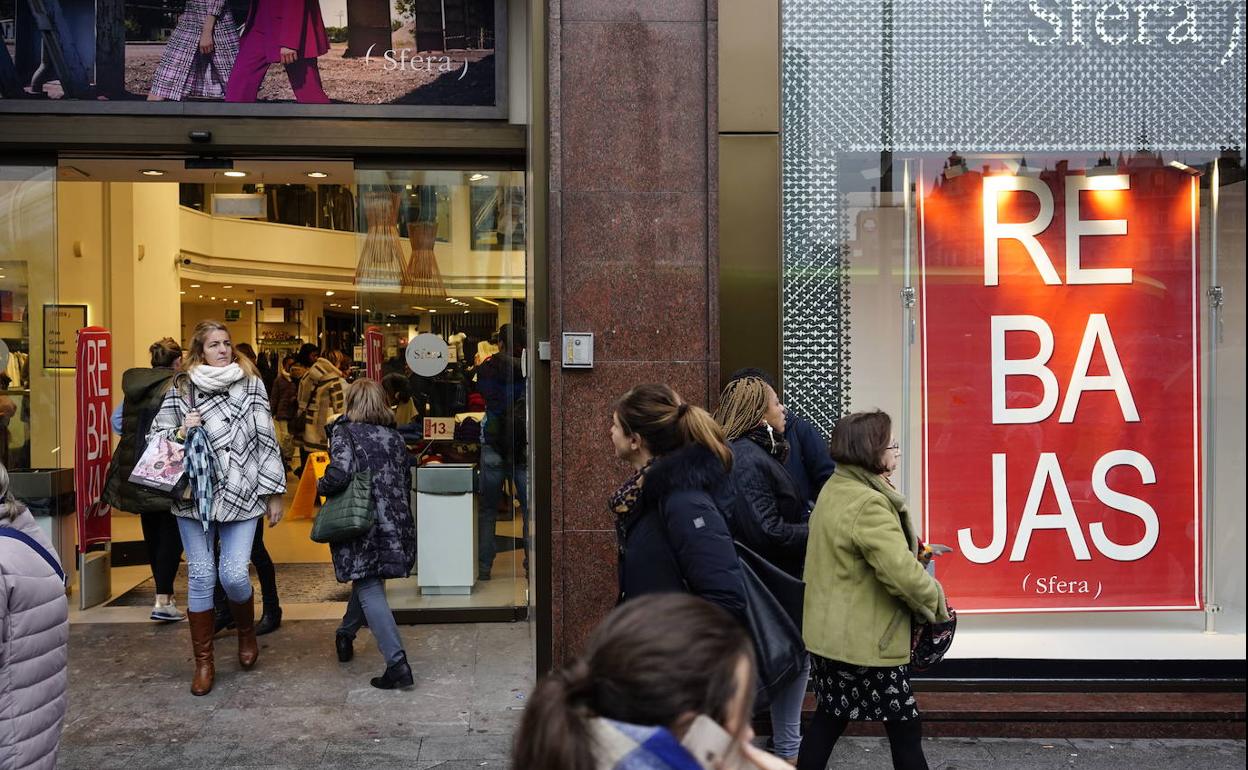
920, 158, 1201, 613
366, 327, 384, 381
75, 327, 113, 548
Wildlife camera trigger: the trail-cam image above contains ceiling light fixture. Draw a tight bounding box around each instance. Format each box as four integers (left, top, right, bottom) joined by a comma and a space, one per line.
473, 296, 500, 306
325, 290, 335, 296
306, 171, 329, 179
179, 290, 186, 295
468, 173, 489, 182
245, 301, 254, 305
190, 284, 201, 288
350, 305, 360, 310
222, 285, 233, 289
429, 309, 437, 313
141, 169, 165, 177
223, 170, 248, 178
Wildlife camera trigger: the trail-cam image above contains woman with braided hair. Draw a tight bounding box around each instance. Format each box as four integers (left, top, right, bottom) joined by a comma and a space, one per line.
514, 594, 792, 770
714, 377, 811, 764
608, 384, 747, 619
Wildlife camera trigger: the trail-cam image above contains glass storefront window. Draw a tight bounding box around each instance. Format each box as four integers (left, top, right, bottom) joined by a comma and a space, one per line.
781, 1, 1245, 659
10, 159, 527, 616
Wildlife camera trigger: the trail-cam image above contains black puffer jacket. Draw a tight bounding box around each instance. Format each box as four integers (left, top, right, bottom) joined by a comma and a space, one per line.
727, 436, 809, 578
101, 367, 177, 514
616, 443, 748, 620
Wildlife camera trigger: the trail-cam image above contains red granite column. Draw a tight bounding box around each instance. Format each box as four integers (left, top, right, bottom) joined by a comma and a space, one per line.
547, 0, 719, 663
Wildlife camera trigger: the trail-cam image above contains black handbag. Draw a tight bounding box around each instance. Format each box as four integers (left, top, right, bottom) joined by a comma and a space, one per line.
734, 542, 806, 704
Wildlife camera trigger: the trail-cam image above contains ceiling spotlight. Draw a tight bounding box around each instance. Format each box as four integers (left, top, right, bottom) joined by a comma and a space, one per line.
468, 173, 489, 182
198, 294, 204, 298
463, 309, 470, 314
141, 169, 165, 177
222, 285, 233, 289
179, 290, 186, 295
306, 171, 329, 179
410, 305, 427, 311
223, 171, 248, 178
210, 296, 217, 300
350, 305, 360, 310
190, 284, 201, 288
473, 296, 499, 306
325, 290, 335, 296
245, 301, 253, 305
429, 309, 438, 313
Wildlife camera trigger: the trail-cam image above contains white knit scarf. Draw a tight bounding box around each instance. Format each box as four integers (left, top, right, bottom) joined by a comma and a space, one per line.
189, 362, 247, 394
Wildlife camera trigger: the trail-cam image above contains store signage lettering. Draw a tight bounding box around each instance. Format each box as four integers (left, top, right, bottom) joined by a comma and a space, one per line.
75, 327, 113, 548
1026, 1, 1203, 46
920, 161, 1201, 612
364, 46, 472, 78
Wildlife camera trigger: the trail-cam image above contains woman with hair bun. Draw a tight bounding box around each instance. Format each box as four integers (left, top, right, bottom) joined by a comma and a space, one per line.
149, 320, 287, 696
514, 593, 792, 770
608, 383, 747, 619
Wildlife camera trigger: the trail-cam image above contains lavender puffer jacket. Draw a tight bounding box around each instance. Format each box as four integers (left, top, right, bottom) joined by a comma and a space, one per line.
0, 506, 69, 770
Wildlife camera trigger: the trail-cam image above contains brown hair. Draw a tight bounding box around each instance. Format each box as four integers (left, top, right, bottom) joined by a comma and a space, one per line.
344, 379, 395, 427
513, 594, 756, 770
828, 409, 892, 475
149, 337, 183, 368
234, 342, 258, 363
328, 350, 352, 373
184, 320, 259, 380
614, 383, 732, 470
714, 376, 771, 442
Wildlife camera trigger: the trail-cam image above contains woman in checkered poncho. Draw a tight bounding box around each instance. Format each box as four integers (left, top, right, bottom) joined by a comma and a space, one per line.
149, 320, 287, 696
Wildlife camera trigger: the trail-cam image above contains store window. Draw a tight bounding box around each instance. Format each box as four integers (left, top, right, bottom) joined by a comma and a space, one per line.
10, 159, 527, 616
781, 1, 1244, 658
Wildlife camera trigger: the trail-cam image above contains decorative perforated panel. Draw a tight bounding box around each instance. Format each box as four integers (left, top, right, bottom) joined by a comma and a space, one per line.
781, 0, 1247, 432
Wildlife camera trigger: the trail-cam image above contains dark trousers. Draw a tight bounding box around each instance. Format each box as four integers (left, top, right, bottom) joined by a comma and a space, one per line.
797, 708, 928, 770
139, 510, 183, 596
214, 517, 279, 610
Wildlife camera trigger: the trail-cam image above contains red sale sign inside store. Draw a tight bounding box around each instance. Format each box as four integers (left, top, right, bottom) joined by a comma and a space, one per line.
365, 327, 384, 381
920, 160, 1201, 612
75, 326, 113, 548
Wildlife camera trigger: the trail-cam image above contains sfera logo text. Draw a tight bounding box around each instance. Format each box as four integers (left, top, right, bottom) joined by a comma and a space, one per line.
364, 46, 471, 79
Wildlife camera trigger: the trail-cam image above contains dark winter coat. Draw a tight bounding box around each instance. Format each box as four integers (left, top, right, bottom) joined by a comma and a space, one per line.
318, 419, 416, 583
269, 372, 298, 421
616, 443, 748, 621
783, 413, 836, 512
728, 435, 809, 578
101, 367, 177, 514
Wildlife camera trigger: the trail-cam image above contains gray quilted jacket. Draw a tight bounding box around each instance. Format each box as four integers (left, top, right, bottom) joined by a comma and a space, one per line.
0, 506, 69, 770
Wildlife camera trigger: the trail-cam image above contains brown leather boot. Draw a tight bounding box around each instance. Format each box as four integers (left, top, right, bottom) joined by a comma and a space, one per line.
187, 610, 216, 696
229, 594, 259, 670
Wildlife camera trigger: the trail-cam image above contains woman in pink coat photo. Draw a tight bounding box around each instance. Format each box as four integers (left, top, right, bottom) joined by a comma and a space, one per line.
225, 0, 332, 104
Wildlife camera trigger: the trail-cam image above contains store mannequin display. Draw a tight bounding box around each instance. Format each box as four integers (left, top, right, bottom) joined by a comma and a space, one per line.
474, 323, 528, 581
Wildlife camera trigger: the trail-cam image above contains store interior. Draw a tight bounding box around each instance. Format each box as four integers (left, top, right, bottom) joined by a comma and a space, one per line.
0, 157, 530, 618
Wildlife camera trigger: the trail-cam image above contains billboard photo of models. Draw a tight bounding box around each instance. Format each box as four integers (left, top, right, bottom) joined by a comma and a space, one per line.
0, 0, 496, 107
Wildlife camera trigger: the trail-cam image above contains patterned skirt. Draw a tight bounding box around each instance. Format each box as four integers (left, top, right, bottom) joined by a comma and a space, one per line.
810, 653, 920, 721
148, 3, 240, 100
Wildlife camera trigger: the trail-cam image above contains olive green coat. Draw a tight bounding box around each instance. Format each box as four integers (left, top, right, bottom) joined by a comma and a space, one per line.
802, 464, 950, 667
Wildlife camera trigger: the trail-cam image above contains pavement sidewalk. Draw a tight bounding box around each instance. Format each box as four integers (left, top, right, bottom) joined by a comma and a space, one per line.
57, 620, 1244, 769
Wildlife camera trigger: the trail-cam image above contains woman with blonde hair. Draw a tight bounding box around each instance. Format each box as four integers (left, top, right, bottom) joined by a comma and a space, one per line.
319, 378, 417, 689
149, 320, 287, 696
609, 383, 746, 619
715, 376, 811, 763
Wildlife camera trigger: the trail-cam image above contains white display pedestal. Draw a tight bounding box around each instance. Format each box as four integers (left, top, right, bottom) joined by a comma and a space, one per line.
415, 464, 478, 595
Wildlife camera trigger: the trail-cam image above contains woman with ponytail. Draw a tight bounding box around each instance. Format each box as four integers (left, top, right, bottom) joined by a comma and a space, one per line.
608, 383, 746, 619
715, 376, 811, 763
514, 594, 792, 770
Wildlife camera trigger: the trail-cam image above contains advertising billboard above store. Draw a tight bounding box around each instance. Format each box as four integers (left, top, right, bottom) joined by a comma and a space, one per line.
920, 157, 1202, 613
0, 0, 505, 117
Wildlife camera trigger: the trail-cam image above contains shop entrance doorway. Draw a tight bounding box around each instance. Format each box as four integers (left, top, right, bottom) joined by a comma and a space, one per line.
0, 156, 531, 624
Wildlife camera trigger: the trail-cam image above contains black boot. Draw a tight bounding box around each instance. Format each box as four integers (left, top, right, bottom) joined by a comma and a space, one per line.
256, 604, 282, 636
370, 652, 414, 690
336, 631, 354, 663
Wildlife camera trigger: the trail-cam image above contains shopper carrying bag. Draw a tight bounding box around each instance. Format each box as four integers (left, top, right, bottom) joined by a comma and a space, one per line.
148, 320, 287, 696
797, 411, 950, 770
319, 379, 417, 690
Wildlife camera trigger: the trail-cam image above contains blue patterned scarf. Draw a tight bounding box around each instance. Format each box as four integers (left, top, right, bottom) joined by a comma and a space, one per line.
184, 425, 218, 533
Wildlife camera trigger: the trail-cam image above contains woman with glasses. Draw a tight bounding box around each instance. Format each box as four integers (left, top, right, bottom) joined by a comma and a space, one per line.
798, 411, 949, 770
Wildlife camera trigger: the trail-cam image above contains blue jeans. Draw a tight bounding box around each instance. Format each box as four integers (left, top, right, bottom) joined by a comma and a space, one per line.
338, 577, 404, 666
175, 517, 257, 612
771, 655, 812, 758
478, 445, 528, 574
